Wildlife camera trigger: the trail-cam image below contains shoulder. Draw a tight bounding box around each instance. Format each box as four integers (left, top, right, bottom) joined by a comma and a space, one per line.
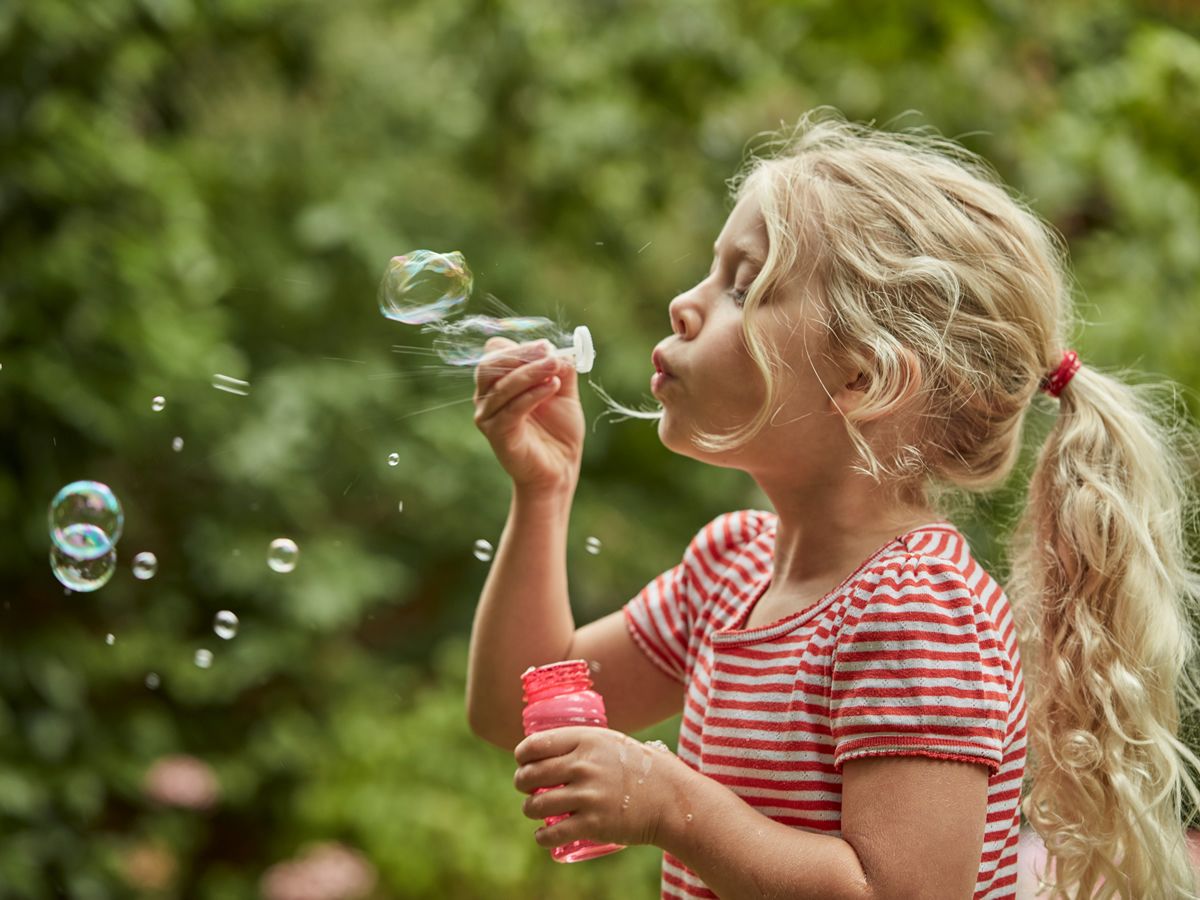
847, 550, 979, 624
682, 509, 775, 564
679, 509, 775, 586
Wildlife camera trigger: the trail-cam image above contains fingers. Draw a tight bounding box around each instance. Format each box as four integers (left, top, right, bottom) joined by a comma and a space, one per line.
473, 356, 565, 429
514, 728, 586, 766
521, 785, 581, 821
473, 338, 553, 396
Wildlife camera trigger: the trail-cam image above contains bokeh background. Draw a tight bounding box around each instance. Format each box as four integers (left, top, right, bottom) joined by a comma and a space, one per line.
3, 0, 1200, 897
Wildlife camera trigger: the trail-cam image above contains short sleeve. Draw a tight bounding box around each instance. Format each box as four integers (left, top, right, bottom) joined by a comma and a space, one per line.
830, 554, 1009, 775
623, 510, 769, 684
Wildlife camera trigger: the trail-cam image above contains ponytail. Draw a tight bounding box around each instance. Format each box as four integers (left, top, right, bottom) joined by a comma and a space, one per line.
1010, 362, 1200, 898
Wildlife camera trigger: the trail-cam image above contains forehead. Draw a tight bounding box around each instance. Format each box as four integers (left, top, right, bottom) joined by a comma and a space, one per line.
714, 191, 768, 262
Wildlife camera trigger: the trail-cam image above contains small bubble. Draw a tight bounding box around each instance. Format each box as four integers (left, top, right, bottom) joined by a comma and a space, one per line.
152, 396, 166, 412
636, 778, 644, 785
267, 538, 299, 573
194, 649, 213, 669
212, 374, 250, 396
621, 795, 630, 809
172, 436, 184, 452
585, 536, 602, 555
472, 539, 494, 562
131, 551, 158, 580
145, 672, 160, 690
684, 813, 694, 823
397, 500, 404, 513
213, 610, 239, 640
105, 633, 115, 646
387, 452, 400, 467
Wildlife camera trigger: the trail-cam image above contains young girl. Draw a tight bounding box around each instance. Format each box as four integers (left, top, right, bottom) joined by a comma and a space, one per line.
464, 109, 1200, 899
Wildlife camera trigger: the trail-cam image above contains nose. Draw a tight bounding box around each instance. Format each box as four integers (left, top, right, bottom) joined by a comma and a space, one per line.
668, 291, 700, 339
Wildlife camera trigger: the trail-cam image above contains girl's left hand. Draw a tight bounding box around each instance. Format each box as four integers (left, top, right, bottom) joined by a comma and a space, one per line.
513, 727, 688, 849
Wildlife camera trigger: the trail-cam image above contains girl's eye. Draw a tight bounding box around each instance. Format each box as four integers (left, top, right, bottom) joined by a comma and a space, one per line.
729, 287, 749, 307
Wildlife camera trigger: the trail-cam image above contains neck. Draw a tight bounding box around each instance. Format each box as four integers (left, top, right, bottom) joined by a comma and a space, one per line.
756, 474, 940, 589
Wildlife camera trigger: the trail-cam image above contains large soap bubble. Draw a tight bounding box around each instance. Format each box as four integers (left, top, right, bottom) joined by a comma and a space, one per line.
378, 250, 473, 325
49, 481, 124, 561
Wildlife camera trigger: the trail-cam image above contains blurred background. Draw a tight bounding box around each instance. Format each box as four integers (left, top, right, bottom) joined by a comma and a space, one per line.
3, 0, 1200, 897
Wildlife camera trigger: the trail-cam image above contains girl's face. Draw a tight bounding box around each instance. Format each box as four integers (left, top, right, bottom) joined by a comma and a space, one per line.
652, 191, 855, 476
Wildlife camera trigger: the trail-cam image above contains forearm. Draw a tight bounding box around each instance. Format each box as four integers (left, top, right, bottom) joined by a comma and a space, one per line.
466, 483, 577, 748
657, 766, 873, 900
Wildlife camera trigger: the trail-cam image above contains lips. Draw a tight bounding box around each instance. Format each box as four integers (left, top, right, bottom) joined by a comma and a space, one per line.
652, 347, 675, 378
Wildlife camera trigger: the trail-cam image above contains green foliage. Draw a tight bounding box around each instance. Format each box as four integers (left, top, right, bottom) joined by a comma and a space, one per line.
2, 0, 1199, 895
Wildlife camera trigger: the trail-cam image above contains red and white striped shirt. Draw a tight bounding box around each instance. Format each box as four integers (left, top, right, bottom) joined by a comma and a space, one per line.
624, 509, 1027, 900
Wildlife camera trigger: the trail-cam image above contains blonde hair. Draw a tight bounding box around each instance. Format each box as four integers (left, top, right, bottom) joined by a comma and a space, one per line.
698, 108, 1200, 898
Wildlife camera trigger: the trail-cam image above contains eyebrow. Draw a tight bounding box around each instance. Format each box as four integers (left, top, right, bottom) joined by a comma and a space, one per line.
712, 238, 766, 267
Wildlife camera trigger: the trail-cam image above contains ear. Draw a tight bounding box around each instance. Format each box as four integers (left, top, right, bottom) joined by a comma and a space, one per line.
831, 347, 922, 421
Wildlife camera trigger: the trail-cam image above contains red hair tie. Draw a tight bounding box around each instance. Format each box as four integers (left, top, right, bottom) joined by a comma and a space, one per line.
1040, 349, 1081, 398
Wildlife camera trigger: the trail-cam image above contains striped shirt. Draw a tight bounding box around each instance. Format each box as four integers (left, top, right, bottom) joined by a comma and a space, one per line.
623, 509, 1027, 899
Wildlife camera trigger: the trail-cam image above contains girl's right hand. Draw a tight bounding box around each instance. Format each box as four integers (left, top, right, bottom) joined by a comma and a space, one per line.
472, 337, 585, 492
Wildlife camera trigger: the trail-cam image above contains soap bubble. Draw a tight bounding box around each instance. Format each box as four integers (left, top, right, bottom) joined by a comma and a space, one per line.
49, 481, 124, 560
585, 536, 602, 555
267, 538, 299, 573
212, 374, 250, 396
194, 649, 213, 669
132, 552, 158, 580
152, 396, 166, 412
145, 673, 160, 690
397, 500, 404, 514
387, 453, 400, 467
213, 610, 239, 640
105, 633, 116, 645
55, 523, 113, 560
172, 437, 184, 452
379, 250, 473, 325
51, 545, 117, 591
472, 539, 494, 562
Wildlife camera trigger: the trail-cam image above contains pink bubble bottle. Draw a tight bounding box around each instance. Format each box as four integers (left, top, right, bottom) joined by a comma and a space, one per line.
521, 659, 626, 863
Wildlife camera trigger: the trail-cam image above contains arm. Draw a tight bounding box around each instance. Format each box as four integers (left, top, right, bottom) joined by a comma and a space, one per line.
465, 337, 683, 748
465, 483, 575, 747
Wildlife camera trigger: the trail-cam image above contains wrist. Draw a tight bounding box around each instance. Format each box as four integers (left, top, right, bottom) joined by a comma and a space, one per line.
511, 478, 576, 509
650, 753, 704, 853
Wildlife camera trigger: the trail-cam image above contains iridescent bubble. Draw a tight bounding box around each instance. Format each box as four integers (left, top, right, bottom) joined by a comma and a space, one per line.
387, 452, 400, 467
132, 552, 158, 580
152, 396, 166, 412
56, 523, 113, 560
267, 538, 299, 574
472, 539, 494, 562
213, 610, 239, 640
378, 250, 473, 325
105, 633, 115, 645
194, 649, 213, 669
50, 544, 116, 592
145, 673, 160, 690
49, 481, 124, 560
585, 536, 602, 555
431, 319, 595, 373
172, 436, 184, 452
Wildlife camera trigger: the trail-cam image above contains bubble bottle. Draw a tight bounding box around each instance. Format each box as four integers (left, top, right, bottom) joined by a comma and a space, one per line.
521, 659, 626, 863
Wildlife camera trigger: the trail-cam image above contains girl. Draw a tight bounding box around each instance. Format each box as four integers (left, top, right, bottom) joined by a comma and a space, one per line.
465, 108, 1200, 899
